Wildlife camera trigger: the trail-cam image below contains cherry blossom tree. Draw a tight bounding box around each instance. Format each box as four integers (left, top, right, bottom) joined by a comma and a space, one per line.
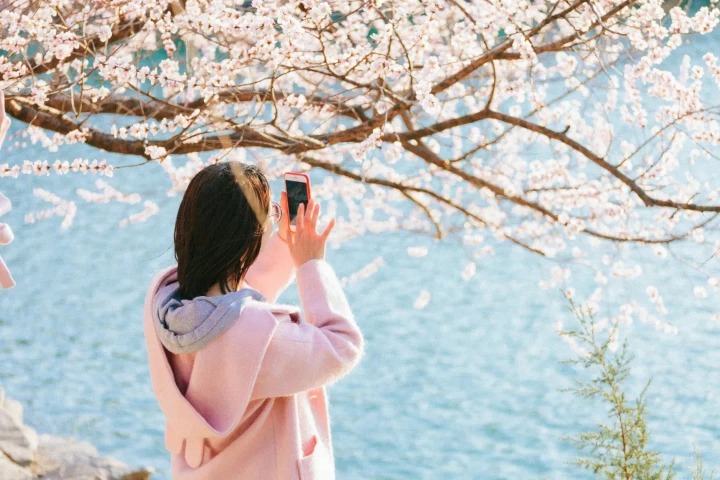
1, 0, 719, 325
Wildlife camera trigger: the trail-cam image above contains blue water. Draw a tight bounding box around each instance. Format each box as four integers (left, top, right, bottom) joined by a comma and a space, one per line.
1, 147, 718, 479
2, 33, 720, 480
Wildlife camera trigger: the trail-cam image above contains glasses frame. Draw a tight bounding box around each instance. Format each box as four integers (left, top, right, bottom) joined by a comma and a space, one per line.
270, 201, 282, 224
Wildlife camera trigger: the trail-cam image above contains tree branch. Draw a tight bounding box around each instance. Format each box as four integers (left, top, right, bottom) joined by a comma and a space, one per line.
431, 0, 598, 95
485, 109, 720, 213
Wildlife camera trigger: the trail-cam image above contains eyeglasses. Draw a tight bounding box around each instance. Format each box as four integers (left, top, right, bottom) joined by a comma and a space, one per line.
270, 202, 282, 224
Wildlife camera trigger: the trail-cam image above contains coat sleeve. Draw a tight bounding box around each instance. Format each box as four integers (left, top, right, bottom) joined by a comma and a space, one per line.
250, 259, 364, 399
244, 231, 295, 303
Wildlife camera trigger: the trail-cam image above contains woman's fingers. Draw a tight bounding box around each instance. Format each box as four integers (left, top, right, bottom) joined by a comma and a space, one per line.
302, 199, 316, 232
310, 200, 320, 225
320, 217, 335, 239
305, 199, 315, 224
279, 191, 291, 241
296, 202, 305, 233
280, 191, 289, 222
284, 196, 335, 266
294, 198, 330, 237
301, 199, 321, 233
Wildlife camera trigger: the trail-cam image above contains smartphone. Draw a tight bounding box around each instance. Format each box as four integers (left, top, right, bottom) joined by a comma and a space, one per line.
284, 172, 311, 232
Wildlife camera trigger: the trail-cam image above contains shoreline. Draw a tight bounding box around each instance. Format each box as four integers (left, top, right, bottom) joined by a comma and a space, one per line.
0, 385, 152, 480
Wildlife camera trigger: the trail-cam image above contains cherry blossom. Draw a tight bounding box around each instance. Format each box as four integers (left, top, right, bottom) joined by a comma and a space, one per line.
339, 256, 385, 288
407, 246, 428, 257
460, 262, 476, 281
25, 188, 77, 230
0, 0, 717, 332
119, 200, 159, 227
76, 180, 142, 204
413, 290, 431, 310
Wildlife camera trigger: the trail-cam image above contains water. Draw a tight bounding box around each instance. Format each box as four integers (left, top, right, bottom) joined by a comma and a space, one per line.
1, 155, 718, 479
1, 33, 720, 480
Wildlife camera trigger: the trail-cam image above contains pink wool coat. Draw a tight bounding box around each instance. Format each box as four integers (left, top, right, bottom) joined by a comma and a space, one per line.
143, 233, 364, 480
0, 192, 14, 289
0, 109, 15, 289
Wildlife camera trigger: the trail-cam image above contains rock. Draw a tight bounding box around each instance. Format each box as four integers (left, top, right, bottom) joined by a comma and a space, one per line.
34, 435, 151, 480
0, 387, 151, 480
2, 398, 23, 426
36, 434, 98, 463
120, 472, 152, 480
17, 427, 36, 455
0, 409, 35, 466
0, 452, 32, 480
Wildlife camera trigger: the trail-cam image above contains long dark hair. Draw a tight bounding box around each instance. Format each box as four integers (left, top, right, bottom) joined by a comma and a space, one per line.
174, 161, 270, 299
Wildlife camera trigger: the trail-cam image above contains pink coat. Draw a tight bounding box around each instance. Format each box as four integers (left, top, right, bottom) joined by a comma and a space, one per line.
143, 233, 364, 479
0, 192, 14, 289
0, 109, 15, 289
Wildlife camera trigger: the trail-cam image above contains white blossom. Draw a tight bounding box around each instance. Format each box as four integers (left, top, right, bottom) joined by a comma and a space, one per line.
77, 180, 141, 204
413, 290, 431, 310
0, 0, 718, 333
340, 257, 385, 287
119, 200, 160, 227
461, 262, 476, 281
26, 188, 77, 229
97, 25, 113, 43
694, 286, 708, 299
407, 246, 428, 257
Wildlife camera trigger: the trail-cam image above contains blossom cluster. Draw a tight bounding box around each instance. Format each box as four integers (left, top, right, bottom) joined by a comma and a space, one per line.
339, 256, 385, 288
0, 159, 114, 178
76, 180, 141, 204
118, 200, 160, 227
0, 0, 718, 323
25, 188, 77, 230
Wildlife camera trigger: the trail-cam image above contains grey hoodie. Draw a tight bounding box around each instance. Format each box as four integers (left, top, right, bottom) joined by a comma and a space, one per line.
152, 279, 266, 354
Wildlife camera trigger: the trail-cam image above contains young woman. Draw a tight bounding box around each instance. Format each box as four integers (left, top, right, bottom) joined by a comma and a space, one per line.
143, 162, 364, 479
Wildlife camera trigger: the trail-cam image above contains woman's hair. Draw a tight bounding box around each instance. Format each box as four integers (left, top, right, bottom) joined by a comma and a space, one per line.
174, 161, 270, 299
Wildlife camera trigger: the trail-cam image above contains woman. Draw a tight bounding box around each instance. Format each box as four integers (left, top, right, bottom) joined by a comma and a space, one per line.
143, 162, 364, 479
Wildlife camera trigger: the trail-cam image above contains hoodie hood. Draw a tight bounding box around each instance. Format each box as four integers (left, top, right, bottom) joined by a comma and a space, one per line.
152, 267, 266, 354
145, 266, 287, 467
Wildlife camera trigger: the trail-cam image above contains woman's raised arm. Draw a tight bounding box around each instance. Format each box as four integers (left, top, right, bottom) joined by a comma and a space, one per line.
245, 191, 296, 302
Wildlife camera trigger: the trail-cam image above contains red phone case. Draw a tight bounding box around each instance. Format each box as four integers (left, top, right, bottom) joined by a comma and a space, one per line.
284, 172, 311, 195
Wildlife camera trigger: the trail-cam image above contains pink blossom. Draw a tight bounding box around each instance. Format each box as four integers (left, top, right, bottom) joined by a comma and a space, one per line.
119, 200, 160, 227
407, 246, 428, 258
413, 290, 431, 310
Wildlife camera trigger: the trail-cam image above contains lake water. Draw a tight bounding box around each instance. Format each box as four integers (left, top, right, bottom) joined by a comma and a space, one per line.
1, 31, 720, 480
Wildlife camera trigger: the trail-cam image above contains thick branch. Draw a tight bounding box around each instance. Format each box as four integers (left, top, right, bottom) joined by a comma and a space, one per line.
298, 154, 547, 255
485, 110, 720, 213
44, 89, 369, 122
402, 137, 559, 219
5, 97, 297, 157
383, 109, 493, 143
398, 114, 696, 245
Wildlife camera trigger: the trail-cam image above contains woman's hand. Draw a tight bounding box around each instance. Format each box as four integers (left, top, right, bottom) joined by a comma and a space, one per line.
282, 197, 335, 267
